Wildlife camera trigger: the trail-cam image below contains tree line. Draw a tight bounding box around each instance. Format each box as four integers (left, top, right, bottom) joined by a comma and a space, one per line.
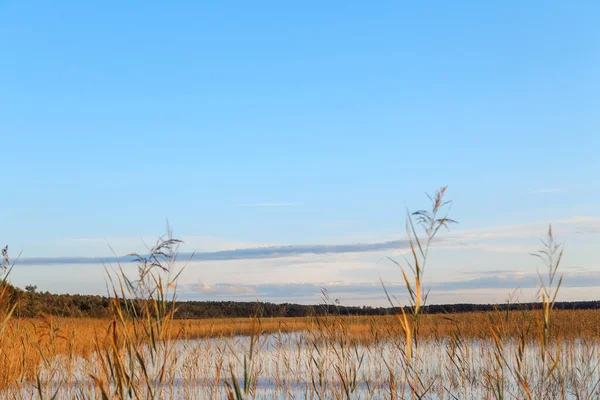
4, 284, 600, 319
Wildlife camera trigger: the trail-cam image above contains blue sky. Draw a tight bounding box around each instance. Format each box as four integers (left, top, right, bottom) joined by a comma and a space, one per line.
1, 2, 599, 304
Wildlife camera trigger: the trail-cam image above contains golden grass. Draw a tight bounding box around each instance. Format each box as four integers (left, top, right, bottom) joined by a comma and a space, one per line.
2, 308, 600, 392
0, 316, 299, 390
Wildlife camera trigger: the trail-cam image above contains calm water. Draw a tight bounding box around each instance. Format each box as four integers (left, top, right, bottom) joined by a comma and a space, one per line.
12, 332, 600, 399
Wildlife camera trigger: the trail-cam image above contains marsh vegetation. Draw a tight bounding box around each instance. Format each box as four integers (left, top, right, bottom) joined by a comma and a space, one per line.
1, 187, 598, 399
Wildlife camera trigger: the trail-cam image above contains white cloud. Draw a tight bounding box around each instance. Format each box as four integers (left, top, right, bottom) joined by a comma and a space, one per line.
186, 281, 257, 296
446, 216, 600, 241
10, 215, 600, 305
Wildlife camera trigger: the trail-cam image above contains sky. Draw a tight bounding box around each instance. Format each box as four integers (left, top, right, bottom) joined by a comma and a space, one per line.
1, 1, 599, 305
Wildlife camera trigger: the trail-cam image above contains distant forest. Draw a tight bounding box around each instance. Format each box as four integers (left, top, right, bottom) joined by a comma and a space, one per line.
4, 284, 600, 319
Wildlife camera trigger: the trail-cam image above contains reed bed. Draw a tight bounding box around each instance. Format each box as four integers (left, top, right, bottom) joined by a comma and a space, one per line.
2, 316, 600, 399
2, 310, 600, 393
1, 187, 599, 399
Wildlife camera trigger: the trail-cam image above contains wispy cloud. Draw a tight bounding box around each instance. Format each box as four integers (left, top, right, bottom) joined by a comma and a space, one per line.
448, 216, 600, 241
187, 281, 257, 296
180, 281, 393, 301
236, 202, 303, 207
179, 270, 600, 303
11, 215, 600, 305
16, 240, 411, 265
16, 216, 600, 265
576, 226, 600, 235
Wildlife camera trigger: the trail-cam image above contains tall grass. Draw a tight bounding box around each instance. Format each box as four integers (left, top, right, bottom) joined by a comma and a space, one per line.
89, 229, 187, 399
382, 186, 456, 363
1, 246, 17, 335
533, 225, 563, 361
